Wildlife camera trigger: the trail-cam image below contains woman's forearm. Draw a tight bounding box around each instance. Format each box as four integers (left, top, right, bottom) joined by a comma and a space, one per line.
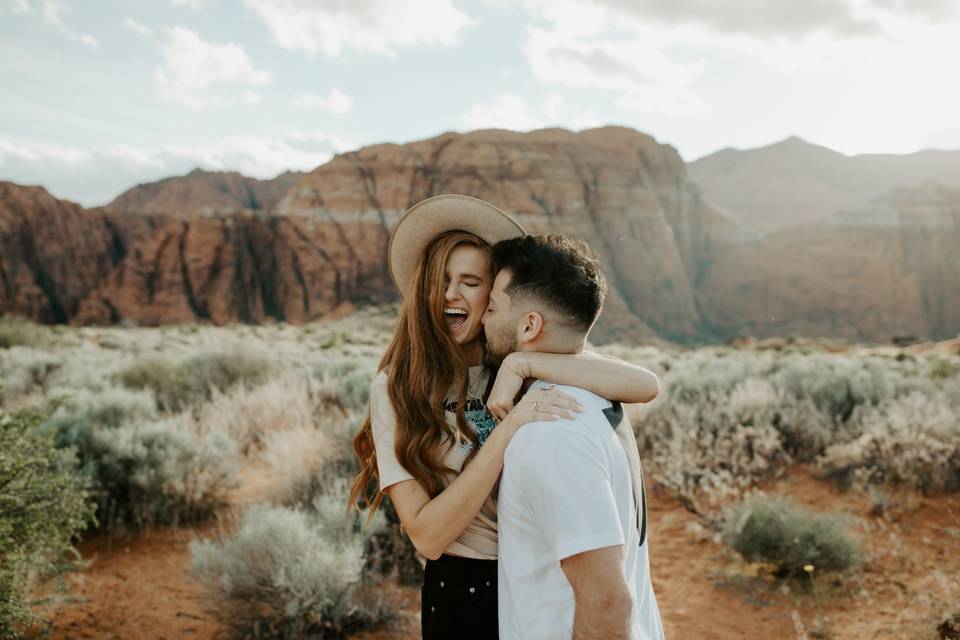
511, 351, 660, 403
403, 424, 512, 559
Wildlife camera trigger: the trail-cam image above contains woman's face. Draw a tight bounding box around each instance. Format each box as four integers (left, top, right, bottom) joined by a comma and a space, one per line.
442, 244, 492, 347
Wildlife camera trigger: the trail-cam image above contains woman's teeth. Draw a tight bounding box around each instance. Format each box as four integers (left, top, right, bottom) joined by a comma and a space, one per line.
445, 308, 468, 330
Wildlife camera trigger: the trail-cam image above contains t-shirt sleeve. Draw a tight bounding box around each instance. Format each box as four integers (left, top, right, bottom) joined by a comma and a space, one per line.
368, 373, 416, 491
513, 426, 625, 561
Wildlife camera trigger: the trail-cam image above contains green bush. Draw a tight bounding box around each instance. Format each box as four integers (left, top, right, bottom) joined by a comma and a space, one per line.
722, 496, 861, 578
38, 411, 239, 532
86, 417, 238, 530
118, 349, 273, 411
189, 479, 393, 638
0, 315, 46, 350
0, 406, 98, 639
817, 391, 960, 493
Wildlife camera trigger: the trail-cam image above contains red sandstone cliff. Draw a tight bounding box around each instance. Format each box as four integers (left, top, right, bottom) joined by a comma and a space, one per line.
2, 128, 957, 345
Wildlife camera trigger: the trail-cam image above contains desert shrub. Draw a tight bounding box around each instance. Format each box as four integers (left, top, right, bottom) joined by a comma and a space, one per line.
0, 315, 48, 350
631, 388, 792, 507
199, 375, 316, 455
261, 424, 332, 505
930, 357, 960, 381
0, 347, 63, 401
189, 479, 393, 638
0, 406, 98, 639
117, 348, 273, 411
89, 417, 239, 530
44, 386, 157, 435
817, 391, 960, 493
722, 496, 861, 577
38, 412, 239, 531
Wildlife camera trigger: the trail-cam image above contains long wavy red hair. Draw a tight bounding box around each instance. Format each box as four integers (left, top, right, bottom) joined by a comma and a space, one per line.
349, 230, 488, 518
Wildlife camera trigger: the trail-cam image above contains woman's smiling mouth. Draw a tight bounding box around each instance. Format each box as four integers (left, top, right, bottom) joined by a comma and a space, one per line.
444, 307, 469, 330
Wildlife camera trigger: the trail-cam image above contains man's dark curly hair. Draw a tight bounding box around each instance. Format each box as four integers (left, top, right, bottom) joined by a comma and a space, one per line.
491, 233, 607, 332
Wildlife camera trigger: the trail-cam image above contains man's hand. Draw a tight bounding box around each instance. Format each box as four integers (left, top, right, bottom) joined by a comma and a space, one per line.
486, 353, 531, 420
561, 545, 632, 640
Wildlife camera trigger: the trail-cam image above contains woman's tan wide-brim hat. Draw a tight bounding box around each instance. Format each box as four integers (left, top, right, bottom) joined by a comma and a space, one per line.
388, 194, 527, 298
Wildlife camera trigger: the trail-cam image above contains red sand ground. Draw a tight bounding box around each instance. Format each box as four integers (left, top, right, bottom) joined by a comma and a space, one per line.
38, 463, 959, 639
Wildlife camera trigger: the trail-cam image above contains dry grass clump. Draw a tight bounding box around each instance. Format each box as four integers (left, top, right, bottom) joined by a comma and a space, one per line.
817, 391, 960, 493
189, 479, 393, 639
199, 375, 317, 455
624, 346, 960, 506
721, 496, 861, 578
0, 314, 50, 350
117, 348, 274, 412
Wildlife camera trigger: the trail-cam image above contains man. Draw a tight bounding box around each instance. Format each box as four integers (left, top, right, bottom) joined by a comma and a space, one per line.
482, 233, 665, 640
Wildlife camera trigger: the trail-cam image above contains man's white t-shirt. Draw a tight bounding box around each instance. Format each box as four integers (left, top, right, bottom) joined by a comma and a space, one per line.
497, 380, 665, 640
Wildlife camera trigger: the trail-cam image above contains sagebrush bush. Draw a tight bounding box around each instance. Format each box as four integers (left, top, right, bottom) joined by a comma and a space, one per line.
90, 417, 239, 529
0, 347, 63, 402
0, 316, 40, 350
38, 411, 239, 531
0, 405, 98, 639
117, 349, 273, 411
199, 375, 316, 454
189, 479, 392, 638
817, 391, 960, 493
722, 496, 861, 577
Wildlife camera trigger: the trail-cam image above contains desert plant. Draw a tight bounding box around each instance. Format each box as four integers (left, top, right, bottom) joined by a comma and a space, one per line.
117, 348, 273, 411
189, 478, 393, 638
722, 496, 861, 578
198, 375, 316, 455
0, 315, 48, 350
817, 391, 960, 493
87, 416, 239, 530
0, 405, 98, 639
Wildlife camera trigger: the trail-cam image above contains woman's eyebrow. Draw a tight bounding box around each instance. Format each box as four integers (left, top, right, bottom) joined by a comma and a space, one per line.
459, 272, 485, 280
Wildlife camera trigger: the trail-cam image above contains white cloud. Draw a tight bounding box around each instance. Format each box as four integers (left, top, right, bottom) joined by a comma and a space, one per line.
123, 17, 152, 37
293, 89, 353, 114
7, 0, 30, 14
170, 0, 205, 9
155, 27, 271, 109
244, 0, 474, 56
525, 26, 707, 114
0, 132, 355, 206
33, 0, 99, 47
463, 93, 601, 131
242, 89, 263, 104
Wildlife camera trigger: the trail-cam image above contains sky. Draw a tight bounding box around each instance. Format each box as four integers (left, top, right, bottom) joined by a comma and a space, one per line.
1, 0, 959, 206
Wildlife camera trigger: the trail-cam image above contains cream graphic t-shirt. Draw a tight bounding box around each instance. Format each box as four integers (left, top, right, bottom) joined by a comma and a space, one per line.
369, 364, 499, 559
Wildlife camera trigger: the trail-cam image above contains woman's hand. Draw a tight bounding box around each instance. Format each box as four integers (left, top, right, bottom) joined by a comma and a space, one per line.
487, 353, 532, 419
497, 384, 584, 437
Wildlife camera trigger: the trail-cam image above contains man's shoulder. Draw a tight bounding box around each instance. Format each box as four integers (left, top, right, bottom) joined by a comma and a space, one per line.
529, 379, 611, 410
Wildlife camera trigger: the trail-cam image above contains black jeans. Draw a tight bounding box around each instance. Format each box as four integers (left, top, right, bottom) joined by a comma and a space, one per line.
421, 554, 499, 639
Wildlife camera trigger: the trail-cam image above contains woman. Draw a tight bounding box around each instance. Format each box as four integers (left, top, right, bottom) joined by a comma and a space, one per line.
350, 195, 658, 639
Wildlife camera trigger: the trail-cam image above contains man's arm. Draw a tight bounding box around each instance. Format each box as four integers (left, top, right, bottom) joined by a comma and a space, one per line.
562, 545, 633, 640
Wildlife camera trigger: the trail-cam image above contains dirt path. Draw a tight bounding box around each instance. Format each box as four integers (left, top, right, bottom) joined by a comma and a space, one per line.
40, 465, 960, 639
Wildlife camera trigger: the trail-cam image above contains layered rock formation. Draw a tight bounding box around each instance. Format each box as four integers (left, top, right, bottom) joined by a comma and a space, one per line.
106, 169, 303, 218
275, 127, 741, 343
689, 136, 960, 235
697, 183, 960, 341
2, 128, 957, 345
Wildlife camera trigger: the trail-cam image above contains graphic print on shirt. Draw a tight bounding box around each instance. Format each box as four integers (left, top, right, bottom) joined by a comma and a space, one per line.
443, 397, 498, 451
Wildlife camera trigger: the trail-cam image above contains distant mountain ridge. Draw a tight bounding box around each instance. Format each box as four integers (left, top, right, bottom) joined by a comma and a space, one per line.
105, 169, 304, 218
689, 136, 960, 234
1, 128, 957, 344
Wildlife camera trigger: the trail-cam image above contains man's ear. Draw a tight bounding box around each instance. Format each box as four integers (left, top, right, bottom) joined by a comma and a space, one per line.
517, 311, 545, 345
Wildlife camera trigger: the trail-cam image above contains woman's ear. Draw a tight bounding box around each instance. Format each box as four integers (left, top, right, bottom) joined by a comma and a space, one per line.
517, 311, 544, 345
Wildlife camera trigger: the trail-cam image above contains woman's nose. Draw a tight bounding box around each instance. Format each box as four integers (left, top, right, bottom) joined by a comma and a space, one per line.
445, 282, 459, 301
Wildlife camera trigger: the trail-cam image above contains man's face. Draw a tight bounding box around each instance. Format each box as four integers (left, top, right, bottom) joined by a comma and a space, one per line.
482, 269, 517, 367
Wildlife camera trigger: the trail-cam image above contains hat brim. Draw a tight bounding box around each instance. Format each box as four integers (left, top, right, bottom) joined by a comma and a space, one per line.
388, 194, 527, 298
